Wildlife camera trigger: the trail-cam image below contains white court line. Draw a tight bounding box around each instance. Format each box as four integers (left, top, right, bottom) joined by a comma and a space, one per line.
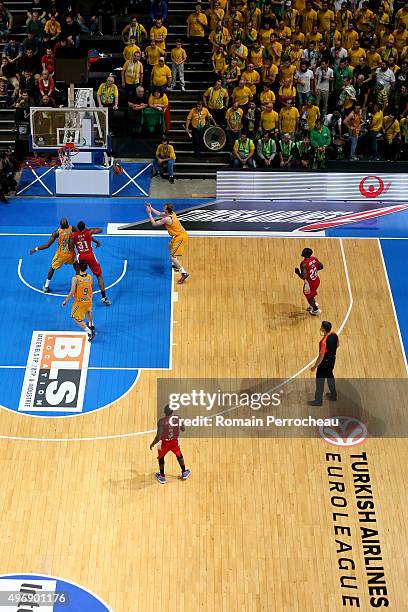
377, 238, 408, 376
0, 238, 353, 442
17, 258, 128, 297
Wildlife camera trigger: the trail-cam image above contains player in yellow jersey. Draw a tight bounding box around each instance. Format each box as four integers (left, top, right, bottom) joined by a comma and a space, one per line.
145, 202, 190, 284
62, 261, 95, 341
29, 217, 79, 293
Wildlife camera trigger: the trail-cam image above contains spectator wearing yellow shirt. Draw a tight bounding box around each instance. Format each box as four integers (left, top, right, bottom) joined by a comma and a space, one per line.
369, 103, 384, 159
284, 2, 299, 30
170, 40, 187, 91
355, 1, 375, 33
209, 22, 231, 49
203, 79, 228, 124
395, 2, 408, 29
367, 44, 381, 69
151, 57, 172, 93
348, 40, 366, 68
144, 39, 161, 87
150, 18, 167, 53
212, 45, 228, 76
246, 1, 262, 31
260, 102, 279, 133
290, 40, 304, 69
388, 57, 399, 74
242, 21, 258, 48
343, 23, 359, 51
121, 51, 143, 95
279, 78, 296, 105
292, 25, 306, 46
260, 83, 276, 109
122, 16, 147, 45
259, 22, 275, 48
152, 134, 176, 183
44, 16, 61, 41
325, 22, 342, 48
266, 34, 283, 66
393, 23, 408, 53
301, 1, 317, 36
336, 2, 352, 33
187, 4, 208, 59
148, 90, 169, 111
278, 99, 300, 135
225, 100, 244, 148
276, 21, 292, 41
224, 58, 241, 91
226, 9, 243, 33
186, 101, 216, 157
302, 98, 320, 130
250, 42, 265, 69
242, 63, 260, 95
383, 112, 400, 160
279, 59, 296, 84
230, 38, 249, 70
232, 79, 253, 110
317, 2, 334, 33
375, 8, 390, 40
232, 132, 256, 167
206, 1, 224, 31
306, 25, 323, 46
379, 39, 399, 63
261, 58, 279, 87
97, 75, 118, 110
123, 37, 141, 62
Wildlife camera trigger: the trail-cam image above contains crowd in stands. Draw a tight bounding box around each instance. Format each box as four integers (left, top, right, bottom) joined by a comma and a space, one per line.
2, 0, 408, 172
183, 0, 408, 166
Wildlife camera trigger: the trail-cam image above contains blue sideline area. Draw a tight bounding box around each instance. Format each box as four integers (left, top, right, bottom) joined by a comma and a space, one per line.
379, 240, 408, 373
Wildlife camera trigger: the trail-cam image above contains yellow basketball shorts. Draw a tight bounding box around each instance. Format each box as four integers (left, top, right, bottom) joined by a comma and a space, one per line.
169, 232, 188, 257
71, 301, 92, 322
52, 250, 76, 270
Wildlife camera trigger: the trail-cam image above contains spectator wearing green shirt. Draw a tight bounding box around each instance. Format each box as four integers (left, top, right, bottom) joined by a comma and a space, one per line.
310, 119, 331, 167
27, 12, 43, 39
334, 58, 353, 93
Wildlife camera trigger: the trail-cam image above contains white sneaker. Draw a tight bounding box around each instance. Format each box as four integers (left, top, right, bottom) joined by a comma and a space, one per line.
306, 302, 319, 311
309, 308, 321, 316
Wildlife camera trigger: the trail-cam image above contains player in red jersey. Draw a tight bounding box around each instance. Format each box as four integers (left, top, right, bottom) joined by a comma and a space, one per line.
71, 221, 111, 307
295, 247, 324, 316
150, 405, 191, 484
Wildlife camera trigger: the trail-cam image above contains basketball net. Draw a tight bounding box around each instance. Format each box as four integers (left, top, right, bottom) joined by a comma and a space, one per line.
58, 143, 79, 170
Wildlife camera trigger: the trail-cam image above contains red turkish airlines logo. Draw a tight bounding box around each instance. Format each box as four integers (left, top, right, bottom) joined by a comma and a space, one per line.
319, 416, 368, 447
359, 176, 392, 198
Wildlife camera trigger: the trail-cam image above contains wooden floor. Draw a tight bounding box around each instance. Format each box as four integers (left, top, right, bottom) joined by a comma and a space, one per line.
0, 237, 407, 611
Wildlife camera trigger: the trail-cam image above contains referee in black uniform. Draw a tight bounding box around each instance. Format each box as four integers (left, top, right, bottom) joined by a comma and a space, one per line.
309, 321, 339, 406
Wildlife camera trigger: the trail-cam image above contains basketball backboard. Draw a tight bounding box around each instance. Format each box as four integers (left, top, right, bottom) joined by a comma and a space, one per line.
29, 107, 109, 151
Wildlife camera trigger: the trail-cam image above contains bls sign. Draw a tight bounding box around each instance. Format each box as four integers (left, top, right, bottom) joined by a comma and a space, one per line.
19, 331, 90, 415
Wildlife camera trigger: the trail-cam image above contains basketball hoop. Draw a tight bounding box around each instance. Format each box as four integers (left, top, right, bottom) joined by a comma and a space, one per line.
58, 143, 80, 169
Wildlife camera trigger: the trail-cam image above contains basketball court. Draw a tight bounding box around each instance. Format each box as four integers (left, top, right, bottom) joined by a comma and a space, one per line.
0, 101, 407, 611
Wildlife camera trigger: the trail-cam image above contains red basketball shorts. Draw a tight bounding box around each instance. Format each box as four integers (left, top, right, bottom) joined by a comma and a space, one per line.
303, 277, 320, 299
78, 252, 102, 277
157, 439, 182, 459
